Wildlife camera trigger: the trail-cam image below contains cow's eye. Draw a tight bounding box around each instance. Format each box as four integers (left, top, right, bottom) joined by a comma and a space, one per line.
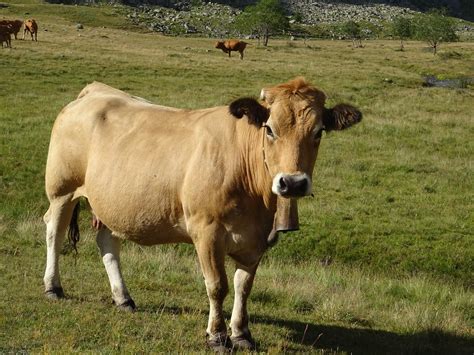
314, 128, 324, 140
264, 124, 275, 139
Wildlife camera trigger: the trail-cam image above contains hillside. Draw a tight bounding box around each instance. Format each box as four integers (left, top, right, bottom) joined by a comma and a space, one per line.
45, 0, 474, 21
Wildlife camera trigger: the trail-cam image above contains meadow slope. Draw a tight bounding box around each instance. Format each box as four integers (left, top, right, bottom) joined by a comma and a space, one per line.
0, 1, 473, 353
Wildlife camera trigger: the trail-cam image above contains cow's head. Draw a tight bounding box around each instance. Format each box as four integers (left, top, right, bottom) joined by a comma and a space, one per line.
230, 77, 362, 199
215, 41, 224, 49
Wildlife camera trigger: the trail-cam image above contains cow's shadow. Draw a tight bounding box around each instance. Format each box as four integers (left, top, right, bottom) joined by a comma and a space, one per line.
138, 304, 473, 353
253, 315, 474, 354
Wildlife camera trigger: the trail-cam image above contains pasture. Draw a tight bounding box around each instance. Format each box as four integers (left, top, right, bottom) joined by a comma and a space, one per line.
1, 1, 473, 353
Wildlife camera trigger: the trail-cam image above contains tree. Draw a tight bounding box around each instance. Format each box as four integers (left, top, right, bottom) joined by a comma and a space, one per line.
413, 9, 458, 54
391, 16, 413, 51
235, 0, 289, 46
340, 20, 362, 48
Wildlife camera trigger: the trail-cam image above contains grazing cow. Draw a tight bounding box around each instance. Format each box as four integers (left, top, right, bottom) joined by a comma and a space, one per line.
215, 39, 248, 60
0, 19, 22, 39
23, 18, 38, 41
43, 78, 362, 351
0, 25, 11, 48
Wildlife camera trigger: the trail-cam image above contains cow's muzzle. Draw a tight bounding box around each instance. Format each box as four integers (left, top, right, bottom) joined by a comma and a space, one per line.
272, 173, 312, 197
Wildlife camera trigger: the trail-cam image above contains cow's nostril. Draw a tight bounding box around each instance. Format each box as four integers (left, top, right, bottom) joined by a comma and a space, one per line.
279, 177, 289, 193
296, 179, 308, 194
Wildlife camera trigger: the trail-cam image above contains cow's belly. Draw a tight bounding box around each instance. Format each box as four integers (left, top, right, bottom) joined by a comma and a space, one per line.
90, 196, 191, 245
111, 218, 192, 246
85, 176, 191, 245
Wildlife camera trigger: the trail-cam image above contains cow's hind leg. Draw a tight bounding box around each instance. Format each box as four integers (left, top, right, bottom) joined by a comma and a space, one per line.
230, 262, 259, 350
43, 194, 76, 299
96, 228, 135, 311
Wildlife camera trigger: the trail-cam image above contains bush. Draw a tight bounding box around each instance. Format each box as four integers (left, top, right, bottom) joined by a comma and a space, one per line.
234, 0, 288, 46
413, 9, 458, 54
391, 16, 413, 50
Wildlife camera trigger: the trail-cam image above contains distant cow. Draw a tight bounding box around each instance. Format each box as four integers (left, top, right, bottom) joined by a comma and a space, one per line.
23, 19, 38, 41
43, 77, 362, 351
0, 25, 12, 48
215, 39, 248, 60
0, 19, 22, 39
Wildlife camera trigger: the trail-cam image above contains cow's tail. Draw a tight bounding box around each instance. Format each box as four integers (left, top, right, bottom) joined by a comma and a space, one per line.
68, 203, 81, 254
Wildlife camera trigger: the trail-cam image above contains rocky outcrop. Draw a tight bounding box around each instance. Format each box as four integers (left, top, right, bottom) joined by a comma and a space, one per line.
125, 1, 423, 36
45, 0, 474, 29
120, 0, 472, 21
284, 1, 417, 24
127, 2, 240, 36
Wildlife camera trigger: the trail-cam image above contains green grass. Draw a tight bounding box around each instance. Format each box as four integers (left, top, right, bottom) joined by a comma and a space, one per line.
1, 222, 473, 353
1, 1, 473, 353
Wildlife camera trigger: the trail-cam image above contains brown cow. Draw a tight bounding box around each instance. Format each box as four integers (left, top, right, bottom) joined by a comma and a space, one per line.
43, 78, 362, 351
215, 39, 248, 60
23, 18, 38, 41
0, 25, 12, 48
0, 19, 22, 39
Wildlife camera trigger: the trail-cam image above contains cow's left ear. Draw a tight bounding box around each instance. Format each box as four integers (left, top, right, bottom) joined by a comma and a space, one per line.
323, 104, 362, 131
229, 98, 269, 126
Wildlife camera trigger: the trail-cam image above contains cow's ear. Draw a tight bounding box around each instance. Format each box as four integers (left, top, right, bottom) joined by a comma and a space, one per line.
260, 88, 275, 105
323, 104, 362, 131
229, 98, 269, 126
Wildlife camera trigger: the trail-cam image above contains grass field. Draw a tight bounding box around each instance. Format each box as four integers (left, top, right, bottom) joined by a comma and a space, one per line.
1, 1, 473, 353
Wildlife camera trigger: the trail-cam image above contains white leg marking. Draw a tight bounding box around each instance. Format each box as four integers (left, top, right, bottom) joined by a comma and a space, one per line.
230, 264, 257, 339
43, 197, 75, 293
96, 229, 131, 305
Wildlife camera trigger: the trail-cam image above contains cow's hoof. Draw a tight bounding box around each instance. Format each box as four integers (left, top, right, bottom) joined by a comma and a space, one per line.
115, 299, 136, 312
207, 333, 231, 353
231, 334, 256, 351
45, 287, 65, 300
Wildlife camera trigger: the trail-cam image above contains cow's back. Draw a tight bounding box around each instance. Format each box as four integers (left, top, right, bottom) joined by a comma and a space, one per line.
225, 39, 244, 50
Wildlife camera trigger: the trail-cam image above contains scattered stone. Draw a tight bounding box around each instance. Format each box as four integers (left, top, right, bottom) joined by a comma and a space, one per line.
119, 0, 472, 38
423, 75, 474, 89
76, 23, 84, 30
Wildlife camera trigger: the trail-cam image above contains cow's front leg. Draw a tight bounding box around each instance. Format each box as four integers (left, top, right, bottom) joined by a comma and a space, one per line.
230, 261, 259, 350
195, 229, 229, 351
96, 228, 135, 311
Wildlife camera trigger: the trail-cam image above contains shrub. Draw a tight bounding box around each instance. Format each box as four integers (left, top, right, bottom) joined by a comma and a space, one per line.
413, 9, 458, 54
391, 16, 414, 50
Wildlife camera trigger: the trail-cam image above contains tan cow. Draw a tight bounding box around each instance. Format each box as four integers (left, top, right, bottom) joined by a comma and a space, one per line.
0, 20, 22, 39
23, 18, 38, 41
43, 78, 362, 351
215, 39, 248, 59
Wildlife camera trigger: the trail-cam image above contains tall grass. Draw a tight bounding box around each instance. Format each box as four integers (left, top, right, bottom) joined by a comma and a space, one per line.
1, 1, 473, 352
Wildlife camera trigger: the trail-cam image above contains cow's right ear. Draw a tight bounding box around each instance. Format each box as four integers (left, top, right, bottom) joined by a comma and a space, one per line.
229, 98, 269, 126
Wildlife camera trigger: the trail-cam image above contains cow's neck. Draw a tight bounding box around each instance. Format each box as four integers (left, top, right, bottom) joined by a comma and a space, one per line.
236, 120, 276, 212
